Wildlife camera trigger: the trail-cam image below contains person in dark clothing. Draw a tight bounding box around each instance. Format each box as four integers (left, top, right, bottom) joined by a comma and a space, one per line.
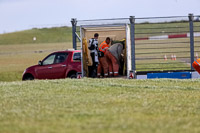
88, 33, 99, 78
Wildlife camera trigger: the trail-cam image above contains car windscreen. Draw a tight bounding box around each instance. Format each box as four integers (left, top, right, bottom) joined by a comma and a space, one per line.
43, 54, 56, 65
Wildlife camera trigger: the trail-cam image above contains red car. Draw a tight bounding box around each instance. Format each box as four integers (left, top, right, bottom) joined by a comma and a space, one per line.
22, 50, 81, 80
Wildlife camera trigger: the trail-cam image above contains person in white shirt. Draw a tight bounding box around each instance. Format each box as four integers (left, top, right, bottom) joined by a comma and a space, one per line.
88, 33, 99, 78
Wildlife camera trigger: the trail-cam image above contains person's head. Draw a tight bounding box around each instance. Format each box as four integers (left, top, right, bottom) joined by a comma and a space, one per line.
105, 37, 110, 44
94, 33, 99, 39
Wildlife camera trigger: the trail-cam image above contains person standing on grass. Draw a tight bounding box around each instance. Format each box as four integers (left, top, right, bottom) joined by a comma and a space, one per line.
105, 42, 124, 77
97, 37, 110, 78
88, 33, 99, 78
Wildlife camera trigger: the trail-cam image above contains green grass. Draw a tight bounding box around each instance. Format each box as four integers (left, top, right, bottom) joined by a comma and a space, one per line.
0, 27, 72, 45
0, 42, 72, 81
0, 22, 200, 133
0, 27, 75, 82
0, 78, 200, 133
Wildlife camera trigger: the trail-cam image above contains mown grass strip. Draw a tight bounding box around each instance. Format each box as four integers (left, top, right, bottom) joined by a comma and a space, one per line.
0, 78, 200, 133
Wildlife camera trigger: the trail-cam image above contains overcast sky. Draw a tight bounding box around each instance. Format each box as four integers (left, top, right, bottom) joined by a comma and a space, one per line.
0, 0, 199, 34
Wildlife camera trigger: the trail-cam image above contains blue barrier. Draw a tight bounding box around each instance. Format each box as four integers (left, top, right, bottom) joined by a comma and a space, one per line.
147, 72, 191, 79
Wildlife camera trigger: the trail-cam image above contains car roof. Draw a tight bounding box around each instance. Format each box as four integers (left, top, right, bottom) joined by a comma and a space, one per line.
52, 49, 81, 54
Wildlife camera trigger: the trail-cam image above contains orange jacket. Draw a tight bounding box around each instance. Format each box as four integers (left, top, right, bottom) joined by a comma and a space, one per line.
99, 41, 109, 54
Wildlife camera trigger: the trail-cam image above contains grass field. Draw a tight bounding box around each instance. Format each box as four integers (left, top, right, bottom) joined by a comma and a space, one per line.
0, 42, 72, 81
0, 22, 200, 133
0, 78, 200, 133
0, 27, 77, 81
0, 27, 72, 45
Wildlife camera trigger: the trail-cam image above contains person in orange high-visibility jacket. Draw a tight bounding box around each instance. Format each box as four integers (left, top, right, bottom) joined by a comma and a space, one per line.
192, 59, 200, 74
105, 43, 124, 77
97, 37, 110, 78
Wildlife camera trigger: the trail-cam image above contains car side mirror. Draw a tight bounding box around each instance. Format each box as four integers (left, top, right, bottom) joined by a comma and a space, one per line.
38, 61, 42, 66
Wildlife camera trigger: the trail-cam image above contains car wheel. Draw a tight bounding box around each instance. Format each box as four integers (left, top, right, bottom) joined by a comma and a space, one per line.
70, 74, 77, 79
23, 75, 34, 81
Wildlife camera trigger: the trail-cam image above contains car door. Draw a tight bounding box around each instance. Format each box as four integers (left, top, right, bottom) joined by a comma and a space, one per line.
72, 52, 82, 71
36, 53, 56, 79
50, 53, 68, 79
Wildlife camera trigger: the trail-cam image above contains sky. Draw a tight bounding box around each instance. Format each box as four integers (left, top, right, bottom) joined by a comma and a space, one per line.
0, 0, 199, 34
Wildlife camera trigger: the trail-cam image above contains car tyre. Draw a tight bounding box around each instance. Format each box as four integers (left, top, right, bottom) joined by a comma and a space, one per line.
70, 74, 77, 79
23, 75, 34, 81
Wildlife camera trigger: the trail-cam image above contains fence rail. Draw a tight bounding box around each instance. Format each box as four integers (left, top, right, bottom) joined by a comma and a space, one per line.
134, 14, 200, 73
72, 14, 200, 74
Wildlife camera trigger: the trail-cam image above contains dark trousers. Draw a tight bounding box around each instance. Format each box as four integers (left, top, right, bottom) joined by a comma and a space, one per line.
88, 52, 98, 78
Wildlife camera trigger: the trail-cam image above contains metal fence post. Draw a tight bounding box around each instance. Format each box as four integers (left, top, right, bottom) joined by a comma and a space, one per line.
189, 14, 195, 70
71, 18, 77, 50
129, 16, 136, 76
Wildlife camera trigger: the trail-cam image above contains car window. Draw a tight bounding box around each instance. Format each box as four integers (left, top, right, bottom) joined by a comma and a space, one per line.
43, 54, 56, 65
73, 52, 81, 61
54, 53, 68, 64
